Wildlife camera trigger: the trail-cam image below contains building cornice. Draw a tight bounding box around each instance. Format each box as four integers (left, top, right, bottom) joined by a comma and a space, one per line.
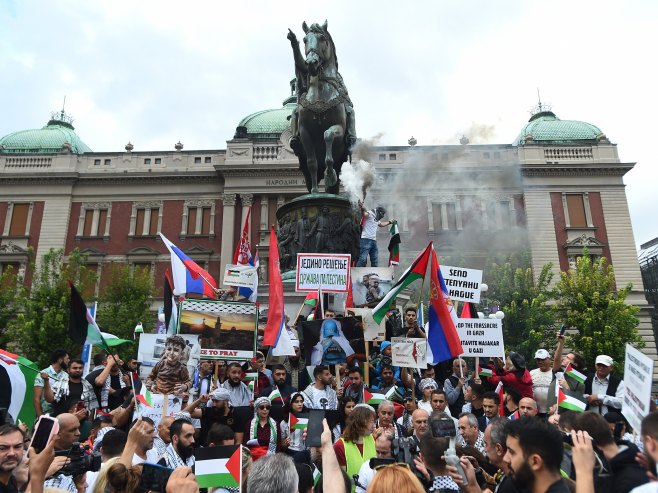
521, 164, 634, 177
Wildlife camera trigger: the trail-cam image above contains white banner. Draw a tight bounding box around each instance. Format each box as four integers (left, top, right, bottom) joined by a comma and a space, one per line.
455, 319, 504, 358
135, 393, 182, 427
622, 344, 654, 432
296, 253, 351, 293
440, 266, 483, 303
347, 308, 386, 342
391, 337, 427, 369
223, 263, 258, 288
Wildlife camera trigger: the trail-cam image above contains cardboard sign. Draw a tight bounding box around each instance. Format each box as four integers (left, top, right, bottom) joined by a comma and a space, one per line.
622, 344, 654, 432
296, 253, 351, 293
351, 267, 394, 307
346, 308, 386, 342
391, 337, 427, 368
301, 316, 365, 366
440, 266, 483, 303
137, 333, 201, 381
135, 393, 182, 427
455, 319, 504, 358
178, 299, 258, 360
223, 263, 258, 288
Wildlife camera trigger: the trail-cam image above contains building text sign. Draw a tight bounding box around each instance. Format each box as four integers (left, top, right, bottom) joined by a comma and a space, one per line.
296, 253, 351, 293
622, 344, 654, 432
455, 318, 504, 358
439, 266, 483, 303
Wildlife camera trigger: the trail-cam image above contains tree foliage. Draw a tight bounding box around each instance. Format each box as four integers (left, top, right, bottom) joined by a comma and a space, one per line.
553, 251, 642, 373
96, 263, 155, 360
0, 264, 23, 348
483, 251, 556, 362
9, 248, 97, 368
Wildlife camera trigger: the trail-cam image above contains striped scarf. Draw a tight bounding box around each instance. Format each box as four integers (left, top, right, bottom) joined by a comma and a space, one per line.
100, 372, 126, 408
163, 442, 194, 468
250, 417, 278, 455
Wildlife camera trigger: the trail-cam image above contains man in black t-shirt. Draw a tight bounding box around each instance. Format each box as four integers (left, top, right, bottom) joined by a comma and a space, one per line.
182, 388, 243, 446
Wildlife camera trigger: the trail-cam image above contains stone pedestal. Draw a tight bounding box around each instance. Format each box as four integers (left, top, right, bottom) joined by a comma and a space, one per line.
276, 193, 360, 273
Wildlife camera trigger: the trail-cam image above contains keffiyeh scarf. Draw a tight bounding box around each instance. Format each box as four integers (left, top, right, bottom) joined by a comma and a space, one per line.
100, 372, 127, 408
163, 442, 194, 468
250, 416, 278, 455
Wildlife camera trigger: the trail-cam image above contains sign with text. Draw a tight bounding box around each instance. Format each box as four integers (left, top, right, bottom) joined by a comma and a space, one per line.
455, 318, 504, 358
622, 344, 654, 432
296, 253, 351, 293
135, 393, 182, 427
439, 266, 483, 303
391, 337, 427, 368
223, 263, 258, 288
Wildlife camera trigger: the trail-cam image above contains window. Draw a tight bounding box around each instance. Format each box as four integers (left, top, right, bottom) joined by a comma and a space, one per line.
194, 157, 202, 164
155, 158, 161, 164
0, 262, 21, 288
144, 158, 152, 165
494, 151, 501, 159
432, 203, 458, 231
104, 159, 111, 166
133, 262, 152, 275
497, 201, 512, 229
483, 152, 490, 159
130, 202, 162, 237
77, 203, 111, 238
182, 201, 215, 237
94, 159, 101, 166
566, 194, 587, 228
389, 153, 397, 160
378, 154, 386, 161
8, 203, 30, 237
204, 157, 211, 163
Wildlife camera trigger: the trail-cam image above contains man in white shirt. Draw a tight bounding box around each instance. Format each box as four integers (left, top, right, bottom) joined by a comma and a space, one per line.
584, 354, 624, 415
356, 202, 392, 267
85, 429, 126, 493
130, 416, 161, 464
530, 348, 553, 417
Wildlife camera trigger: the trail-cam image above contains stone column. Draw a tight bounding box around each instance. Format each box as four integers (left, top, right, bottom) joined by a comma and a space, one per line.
241, 194, 253, 243
260, 196, 269, 241
220, 193, 237, 278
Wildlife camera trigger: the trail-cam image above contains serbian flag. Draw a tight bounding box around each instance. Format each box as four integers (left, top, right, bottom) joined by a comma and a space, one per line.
233, 208, 258, 302
372, 243, 432, 324
346, 272, 355, 309
264, 227, 294, 356
160, 233, 217, 298
426, 247, 463, 364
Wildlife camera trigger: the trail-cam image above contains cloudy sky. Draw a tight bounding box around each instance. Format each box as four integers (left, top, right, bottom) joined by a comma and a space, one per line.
1, 0, 656, 248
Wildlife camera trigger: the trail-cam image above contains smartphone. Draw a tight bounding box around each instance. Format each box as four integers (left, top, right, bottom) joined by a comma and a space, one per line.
139, 462, 174, 493
30, 415, 59, 454
306, 410, 325, 448
559, 325, 567, 336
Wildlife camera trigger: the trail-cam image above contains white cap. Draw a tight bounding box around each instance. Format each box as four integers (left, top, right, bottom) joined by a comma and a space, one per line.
595, 355, 613, 367
534, 349, 550, 359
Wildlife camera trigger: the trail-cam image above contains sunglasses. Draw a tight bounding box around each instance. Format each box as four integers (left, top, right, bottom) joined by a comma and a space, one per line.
258, 405, 271, 410
374, 462, 412, 472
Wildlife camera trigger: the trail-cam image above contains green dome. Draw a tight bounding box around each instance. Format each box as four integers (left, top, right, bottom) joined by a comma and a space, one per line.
0, 115, 92, 155
235, 101, 295, 140
513, 111, 603, 146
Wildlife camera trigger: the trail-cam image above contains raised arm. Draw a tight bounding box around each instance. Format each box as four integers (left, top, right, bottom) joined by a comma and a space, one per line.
553, 332, 565, 373
287, 29, 306, 73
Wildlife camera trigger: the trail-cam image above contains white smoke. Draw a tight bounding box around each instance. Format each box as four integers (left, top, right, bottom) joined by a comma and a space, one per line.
340, 159, 378, 203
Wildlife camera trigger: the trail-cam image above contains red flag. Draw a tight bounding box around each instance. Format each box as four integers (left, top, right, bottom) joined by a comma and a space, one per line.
460, 302, 478, 319
263, 227, 285, 346
233, 208, 251, 264
345, 272, 354, 309
495, 382, 506, 417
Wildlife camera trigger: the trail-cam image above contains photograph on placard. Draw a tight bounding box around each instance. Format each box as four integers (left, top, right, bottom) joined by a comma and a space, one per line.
137, 333, 201, 381
351, 267, 394, 307
301, 316, 366, 366
346, 308, 386, 342
177, 299, 258, 360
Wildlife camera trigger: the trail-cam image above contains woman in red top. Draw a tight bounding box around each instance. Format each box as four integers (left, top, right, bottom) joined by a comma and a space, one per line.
488, 352, 534, 399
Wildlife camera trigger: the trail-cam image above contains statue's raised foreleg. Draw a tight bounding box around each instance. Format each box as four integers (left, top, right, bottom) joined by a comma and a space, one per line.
300, 128, 319, 194
323, 124, 343, 191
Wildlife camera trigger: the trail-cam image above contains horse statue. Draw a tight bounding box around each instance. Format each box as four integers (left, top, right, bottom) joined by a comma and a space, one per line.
287, 20, 356, 194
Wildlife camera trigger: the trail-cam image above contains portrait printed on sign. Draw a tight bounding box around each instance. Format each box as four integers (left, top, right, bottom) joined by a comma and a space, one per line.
178, 299, 258, 360
137, 333, 201, 381
351, 267, 394, 307
346, 308, 386, 342
301, 316, 366, 366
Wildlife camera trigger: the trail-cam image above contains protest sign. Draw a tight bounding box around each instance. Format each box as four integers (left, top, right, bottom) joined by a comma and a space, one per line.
439, 266, 483, 303
391, 337, 427, 368
296, 253, 351, 292
455, 318, 504, 358
223, 264, 258, 288
351, 267, 394, 307
178, 299, 257, 360
135, 393, 182, 427
301, 316, 365, 366
346, 308, 386, 342
137, 333, 200, 381
622, 344, 654, 432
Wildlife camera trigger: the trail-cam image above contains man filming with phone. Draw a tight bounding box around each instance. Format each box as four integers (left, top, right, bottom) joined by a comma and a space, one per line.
43, 413, 86, 493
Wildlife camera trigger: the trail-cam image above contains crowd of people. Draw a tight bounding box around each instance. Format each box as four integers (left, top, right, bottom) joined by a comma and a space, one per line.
2, 313, 658, 493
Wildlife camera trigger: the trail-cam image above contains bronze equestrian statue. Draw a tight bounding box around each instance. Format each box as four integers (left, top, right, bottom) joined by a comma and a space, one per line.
287, 20, 356, 194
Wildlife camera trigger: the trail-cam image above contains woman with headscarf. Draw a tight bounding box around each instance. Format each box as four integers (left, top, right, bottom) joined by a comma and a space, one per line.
243, 396, 281, 461
417, 378, 438, 413
488, 352, 534, 398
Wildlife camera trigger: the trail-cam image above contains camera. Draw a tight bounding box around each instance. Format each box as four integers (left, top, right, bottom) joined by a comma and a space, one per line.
393, 436, 419, 463
54, 443, 102, 477
430, 417, 457, 438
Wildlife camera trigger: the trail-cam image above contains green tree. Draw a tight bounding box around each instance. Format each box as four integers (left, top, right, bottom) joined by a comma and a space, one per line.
553, 251, 642, 373
10, 248, 97, 368
483, 251, 556, 362
0, 264, 22, 348
96, 263, 155, 360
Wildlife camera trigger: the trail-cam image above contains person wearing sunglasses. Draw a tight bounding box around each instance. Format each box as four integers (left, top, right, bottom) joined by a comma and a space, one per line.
280, 392, 308, 459
244, 396, 281, 461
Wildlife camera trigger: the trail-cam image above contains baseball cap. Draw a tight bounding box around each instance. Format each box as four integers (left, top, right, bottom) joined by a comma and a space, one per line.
534, 349, 550, 359
595, 355, 613, 367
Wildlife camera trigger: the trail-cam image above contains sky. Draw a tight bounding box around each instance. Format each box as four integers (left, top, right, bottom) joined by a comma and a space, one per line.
1, 0, 656, 248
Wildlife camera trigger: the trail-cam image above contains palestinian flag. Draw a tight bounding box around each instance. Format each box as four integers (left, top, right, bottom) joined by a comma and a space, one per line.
388, 221, 401, 266
136, 386, 152, 408
479, 367, 493, 378
248, 380, 255, 396
268, 387, 282, 403
364, 389, 386, 405
558, 388, 587, 412
372, 243, 432, 324
312, 464, 321, 487
289, 412, 309, 430
565, 363, 586, 384
385, 386, 399, 400
243, 372, 258, 382
194, 445, 242, 489
0, 349, 40, 425
69, 283, 116, 350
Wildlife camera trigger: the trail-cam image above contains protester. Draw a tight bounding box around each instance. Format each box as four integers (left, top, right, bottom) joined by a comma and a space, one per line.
246, 352, 273, 394
410, 409, 430, 442
518, 397, 539, 418
246, 453, 297, 493
457, 413, 486, 454
396, 392, 417, 435
221, 362, 253, 407
283, 340, 310, 390
0, 424, 24, 493
88, 355, 128, 411
403, 305, 426, 338
530, 349, 553, 417
584, 354, 624, 415
481, 391, 501, 428
86, 429, 127, 493
482, 416, 516, 492
190, 359, 215, 399
104, 463, 142, 493
354, 430, 394, 493
373, 363, 398, 393
244, 397, 282, 460
153, 416, 174, 458
417, 378, 438, 414
280, 392, 307, 457
43, 413, 84, 492
547, 332, 587, 414
444, 358, 470, 417
159, 418, 195, 468
489, 353, 534, 399
334, 396, 357, 439
356, 202, 392, 268
343, 367, 368, 405
462, 382, 485, 418
375, 399, 406, 439
184, 388, 237, 446
503, 385, 522, 418
302, 365, 338, 410
33, 349, 69, 417
51, 359, 99, 419
366, 463, 426, 493
129, 417, 160, 464
259, 364, 297, 405
418, 434, 460, 492
333, 405, 376, 488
